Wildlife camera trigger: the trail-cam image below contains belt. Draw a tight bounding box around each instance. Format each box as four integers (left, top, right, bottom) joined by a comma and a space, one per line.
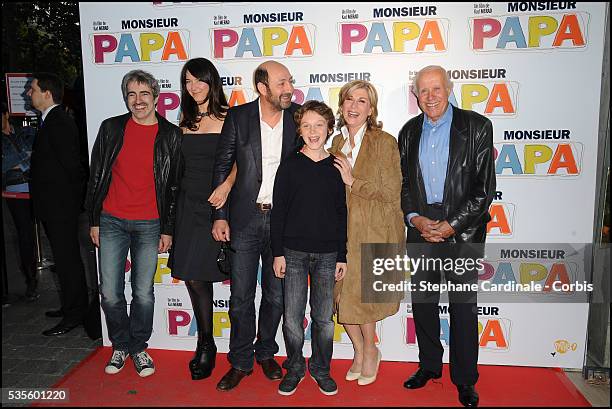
256, 202, 272, 211
428, 202, 444, 209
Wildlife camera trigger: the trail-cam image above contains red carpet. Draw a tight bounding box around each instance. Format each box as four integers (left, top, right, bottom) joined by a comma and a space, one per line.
35, 347, 589, 407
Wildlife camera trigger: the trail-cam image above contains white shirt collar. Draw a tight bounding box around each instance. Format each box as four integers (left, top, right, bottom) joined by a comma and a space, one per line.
340, 123, 368, 164
341, 123, 367, 144
41, 104, 60, 122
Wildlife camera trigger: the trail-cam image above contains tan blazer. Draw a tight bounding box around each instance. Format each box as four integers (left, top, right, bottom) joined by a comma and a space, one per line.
330, 127, 404, 324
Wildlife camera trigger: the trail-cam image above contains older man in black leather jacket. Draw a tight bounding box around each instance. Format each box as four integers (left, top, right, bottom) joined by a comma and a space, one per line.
398, 65, 496, 408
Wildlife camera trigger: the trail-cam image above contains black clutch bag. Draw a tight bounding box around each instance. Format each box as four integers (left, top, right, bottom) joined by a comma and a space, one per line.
216, 242, 234, 275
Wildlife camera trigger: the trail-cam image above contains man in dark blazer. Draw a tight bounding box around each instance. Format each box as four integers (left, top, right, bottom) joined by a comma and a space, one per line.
398, 65, 496, 407
28, 72, 88, 336
212, 61, 300, 391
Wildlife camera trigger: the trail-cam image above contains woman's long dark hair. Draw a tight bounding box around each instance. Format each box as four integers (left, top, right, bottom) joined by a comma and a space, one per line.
179, 58, 228, 131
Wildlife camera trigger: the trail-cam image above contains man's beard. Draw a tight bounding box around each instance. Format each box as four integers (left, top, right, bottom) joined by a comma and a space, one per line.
265, 89, 292, 110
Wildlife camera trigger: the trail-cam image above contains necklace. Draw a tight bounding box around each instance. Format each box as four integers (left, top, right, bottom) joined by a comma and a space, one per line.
195, 111, 210, 121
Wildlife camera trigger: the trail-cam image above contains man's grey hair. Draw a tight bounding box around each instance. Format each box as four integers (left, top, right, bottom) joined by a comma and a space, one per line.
411, 65, 453, 95
121, 69, 160, 101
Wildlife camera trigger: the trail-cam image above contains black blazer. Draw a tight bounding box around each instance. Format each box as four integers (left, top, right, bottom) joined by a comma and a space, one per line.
30, 105, 86, 221
398, 105, 496, 243
212, 98, 300, 231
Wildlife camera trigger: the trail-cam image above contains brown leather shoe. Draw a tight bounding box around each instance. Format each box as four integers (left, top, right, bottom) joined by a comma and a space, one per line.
216, 367, 253, 391
257, 358, 282, 380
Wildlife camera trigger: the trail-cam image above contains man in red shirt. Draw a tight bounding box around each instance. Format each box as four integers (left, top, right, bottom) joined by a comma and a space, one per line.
85, 70, 182, 378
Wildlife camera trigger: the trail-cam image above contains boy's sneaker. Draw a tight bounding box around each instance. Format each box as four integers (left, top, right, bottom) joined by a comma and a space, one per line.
105, 349, 128, 374
278, 373, 304, 396
313, 374, 338, 396
132, 350, 155, 377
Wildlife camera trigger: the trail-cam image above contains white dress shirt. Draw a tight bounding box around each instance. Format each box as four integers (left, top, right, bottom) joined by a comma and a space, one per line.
257, 99, 284, 204
340, 122, 367, 167
41, 104, 60, 123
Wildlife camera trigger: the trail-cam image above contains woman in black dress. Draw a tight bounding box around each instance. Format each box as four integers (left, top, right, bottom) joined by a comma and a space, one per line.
170, 58, 236, 380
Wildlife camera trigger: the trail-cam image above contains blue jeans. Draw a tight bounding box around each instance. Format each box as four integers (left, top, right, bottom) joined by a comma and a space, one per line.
98, 213, 160, 355
228, 210, 284, 371
282, 248, 336, 378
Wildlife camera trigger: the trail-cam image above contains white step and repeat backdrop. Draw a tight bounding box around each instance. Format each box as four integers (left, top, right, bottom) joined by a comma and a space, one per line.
79, 2, 607, 368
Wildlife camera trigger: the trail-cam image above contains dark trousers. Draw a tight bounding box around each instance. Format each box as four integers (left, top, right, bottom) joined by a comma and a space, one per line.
5, 198, 37, 286
41, 214, 88, 326
407, 204, 479, 386
227, 209, 283, 371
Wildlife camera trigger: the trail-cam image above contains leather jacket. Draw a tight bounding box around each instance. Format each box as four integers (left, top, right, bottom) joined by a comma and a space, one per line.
398, 105, 496, 243
85, 112, 182, 235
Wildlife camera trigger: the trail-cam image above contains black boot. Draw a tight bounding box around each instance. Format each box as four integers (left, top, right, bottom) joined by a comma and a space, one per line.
189, 339, 203, 371
190, 340, 216, 380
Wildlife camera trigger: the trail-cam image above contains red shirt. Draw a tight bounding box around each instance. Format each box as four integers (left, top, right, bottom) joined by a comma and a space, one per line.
103, 118, 159, 220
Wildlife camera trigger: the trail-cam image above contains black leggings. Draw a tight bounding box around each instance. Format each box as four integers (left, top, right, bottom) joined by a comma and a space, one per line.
185, 280, 215, 344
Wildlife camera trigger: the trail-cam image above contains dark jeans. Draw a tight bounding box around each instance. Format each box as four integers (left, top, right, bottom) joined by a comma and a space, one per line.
282, 248, 336, 379
407, 204, 479, 386
227, 210, 283, 371
98, 213, 160, 355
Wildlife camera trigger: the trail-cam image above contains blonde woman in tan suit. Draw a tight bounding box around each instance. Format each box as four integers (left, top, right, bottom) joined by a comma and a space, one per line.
330, 80, 404, 386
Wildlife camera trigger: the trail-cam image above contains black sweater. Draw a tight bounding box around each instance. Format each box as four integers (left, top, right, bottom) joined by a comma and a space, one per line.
271, 152, 347, 262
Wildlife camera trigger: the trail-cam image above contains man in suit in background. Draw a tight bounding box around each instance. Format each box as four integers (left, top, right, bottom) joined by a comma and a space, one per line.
398, 65, 496, 407
28, 72, 89, 336
212, 61, 300, 391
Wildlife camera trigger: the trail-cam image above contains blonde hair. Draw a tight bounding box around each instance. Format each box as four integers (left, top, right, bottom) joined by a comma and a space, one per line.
336, 80, 382, 130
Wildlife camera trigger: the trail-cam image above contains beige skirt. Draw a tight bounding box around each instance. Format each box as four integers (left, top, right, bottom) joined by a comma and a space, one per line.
335, 241, 402, 324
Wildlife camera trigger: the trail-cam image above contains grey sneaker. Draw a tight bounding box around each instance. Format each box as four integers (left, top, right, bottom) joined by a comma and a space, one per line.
313, 374, 338, 395
278, 373, 304, 396
105, 349, 128, 374
132, 350, 155, 377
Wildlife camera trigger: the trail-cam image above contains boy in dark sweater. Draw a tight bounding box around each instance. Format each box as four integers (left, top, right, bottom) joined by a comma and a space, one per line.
271, 100, 347, 396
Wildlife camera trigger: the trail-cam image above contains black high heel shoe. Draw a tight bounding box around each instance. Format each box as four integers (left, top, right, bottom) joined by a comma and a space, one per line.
190, 343, 217, 380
